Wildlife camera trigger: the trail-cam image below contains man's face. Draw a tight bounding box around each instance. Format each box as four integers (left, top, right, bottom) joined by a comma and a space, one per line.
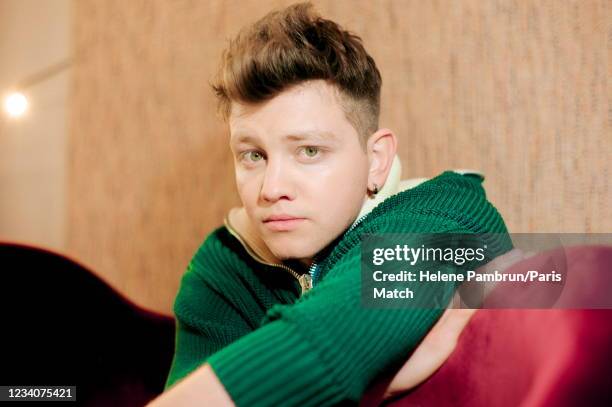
229, 80, 370, 264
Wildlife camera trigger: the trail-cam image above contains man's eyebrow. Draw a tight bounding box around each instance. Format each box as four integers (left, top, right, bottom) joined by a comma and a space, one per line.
283, 131, 338, 142
231, 131, 338, 144
230, 133, 259, 144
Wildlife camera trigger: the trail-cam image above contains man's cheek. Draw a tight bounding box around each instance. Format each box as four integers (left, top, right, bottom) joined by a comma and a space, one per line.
236, 179, 260, 203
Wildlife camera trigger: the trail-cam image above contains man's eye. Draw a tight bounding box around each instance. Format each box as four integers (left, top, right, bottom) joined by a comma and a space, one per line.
243, 151, 264, 162
301, 146, 320, 158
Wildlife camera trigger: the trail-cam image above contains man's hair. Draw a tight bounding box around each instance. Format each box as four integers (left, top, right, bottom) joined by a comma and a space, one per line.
211, 1, 382, 145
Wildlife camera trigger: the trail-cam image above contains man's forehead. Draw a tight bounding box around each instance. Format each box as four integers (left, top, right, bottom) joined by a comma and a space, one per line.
227, 80, 357, 146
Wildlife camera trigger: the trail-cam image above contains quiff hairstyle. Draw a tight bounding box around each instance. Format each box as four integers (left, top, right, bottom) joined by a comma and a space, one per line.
211, 1, 382, 146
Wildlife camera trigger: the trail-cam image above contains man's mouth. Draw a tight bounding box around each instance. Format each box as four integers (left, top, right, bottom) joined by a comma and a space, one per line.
263, 216, 305, 232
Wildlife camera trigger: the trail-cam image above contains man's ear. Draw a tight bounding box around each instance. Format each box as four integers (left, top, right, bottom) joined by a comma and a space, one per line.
366, 128, 398, 191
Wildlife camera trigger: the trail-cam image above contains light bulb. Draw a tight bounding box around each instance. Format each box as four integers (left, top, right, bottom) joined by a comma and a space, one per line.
4, 92, 29, 117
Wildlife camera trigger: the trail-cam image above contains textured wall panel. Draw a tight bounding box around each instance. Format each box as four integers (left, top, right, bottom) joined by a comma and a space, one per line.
69, 0, 610, 314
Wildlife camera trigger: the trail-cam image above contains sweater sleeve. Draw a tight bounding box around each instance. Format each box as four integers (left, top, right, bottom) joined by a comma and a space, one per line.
207, 224, 509, 405
164, 236, 255, 390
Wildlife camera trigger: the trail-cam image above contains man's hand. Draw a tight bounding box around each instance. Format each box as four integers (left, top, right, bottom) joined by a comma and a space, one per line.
146, 364, 234, 407
383, 307, 477, 399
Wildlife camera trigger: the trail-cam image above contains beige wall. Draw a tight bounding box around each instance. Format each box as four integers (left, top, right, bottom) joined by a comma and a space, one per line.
68, 0, 610, 314
0, 0, 71, 251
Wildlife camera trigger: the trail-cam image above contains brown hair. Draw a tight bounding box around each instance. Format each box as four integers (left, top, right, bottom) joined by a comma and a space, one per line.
211, 1, 382, 145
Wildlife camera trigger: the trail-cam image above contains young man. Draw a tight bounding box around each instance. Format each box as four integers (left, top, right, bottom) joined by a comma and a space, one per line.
149, 2, 512, 406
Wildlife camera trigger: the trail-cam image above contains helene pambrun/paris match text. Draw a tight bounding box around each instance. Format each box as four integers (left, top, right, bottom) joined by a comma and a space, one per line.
368, 242, 562, 300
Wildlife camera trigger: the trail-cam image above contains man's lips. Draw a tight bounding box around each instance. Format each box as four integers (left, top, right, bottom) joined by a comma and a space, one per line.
262, 216, 306, 231
263, 215, 302, 222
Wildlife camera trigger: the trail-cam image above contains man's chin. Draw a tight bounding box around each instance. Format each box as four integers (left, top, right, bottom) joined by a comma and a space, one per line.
267, 241, 318, 262
271, 248, 314, 261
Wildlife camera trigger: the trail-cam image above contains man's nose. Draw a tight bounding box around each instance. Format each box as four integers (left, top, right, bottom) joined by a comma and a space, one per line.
260, 157, 295, 203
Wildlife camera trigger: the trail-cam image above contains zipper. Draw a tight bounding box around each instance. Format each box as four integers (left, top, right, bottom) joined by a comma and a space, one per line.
308, 261, 318, 279
307, 259, 318, 288
224, 218, 312, 296
298, 273, 313, 293
347, 213, 368, 234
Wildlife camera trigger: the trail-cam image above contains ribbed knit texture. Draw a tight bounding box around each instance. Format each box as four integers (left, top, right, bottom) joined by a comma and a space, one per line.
164, 171, 512, 405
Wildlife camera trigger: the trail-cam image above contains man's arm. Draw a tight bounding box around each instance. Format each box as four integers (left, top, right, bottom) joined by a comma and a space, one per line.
149, 308, 478, 407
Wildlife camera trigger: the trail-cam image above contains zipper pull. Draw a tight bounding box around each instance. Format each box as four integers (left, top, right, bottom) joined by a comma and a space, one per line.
298, 274, 312, 295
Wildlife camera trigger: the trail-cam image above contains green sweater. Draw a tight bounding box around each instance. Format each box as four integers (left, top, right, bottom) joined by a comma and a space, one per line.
164, 171, 512, 405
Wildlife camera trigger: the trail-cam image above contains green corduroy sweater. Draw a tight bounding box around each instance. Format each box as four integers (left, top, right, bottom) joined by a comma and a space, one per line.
164, 171, 512, 406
